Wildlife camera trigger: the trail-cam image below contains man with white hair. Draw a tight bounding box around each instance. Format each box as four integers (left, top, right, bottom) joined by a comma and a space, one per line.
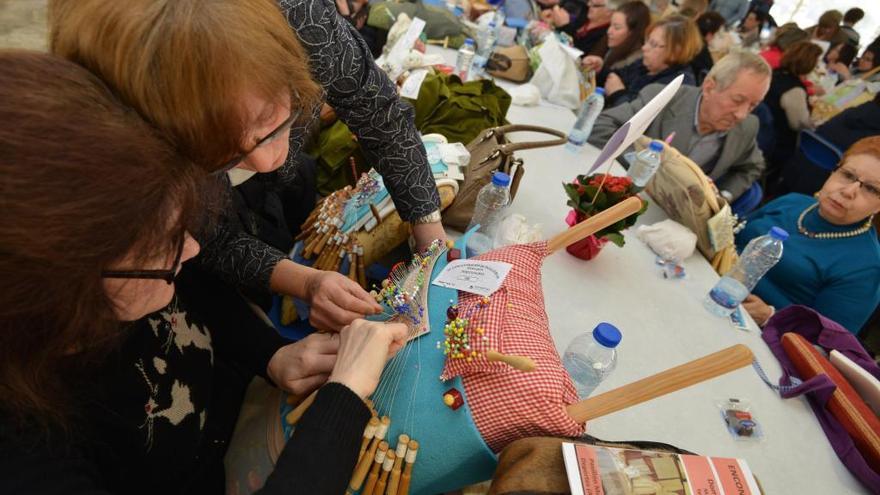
589, 50, 771, 201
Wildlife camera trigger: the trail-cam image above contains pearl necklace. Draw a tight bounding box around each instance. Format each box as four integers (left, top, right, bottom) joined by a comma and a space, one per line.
797, 203, 873, 239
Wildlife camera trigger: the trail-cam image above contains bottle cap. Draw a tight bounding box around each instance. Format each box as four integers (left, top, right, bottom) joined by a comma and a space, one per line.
769, 226, 789, 241
491, 171, 511, 187
593, 322, 622, 348
648, 140, 664, 152
594, 87, 605, 96
464, 37, 474, 45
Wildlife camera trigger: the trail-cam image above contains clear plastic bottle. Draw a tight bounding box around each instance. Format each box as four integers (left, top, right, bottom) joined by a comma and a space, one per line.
565, 88, 606, 152
627, 140, 664, 190
466, 171, 511, 256
472, 21, 497, 77
563, 322, 622, 399
455, 38, 476, 81
704, 227, 789, 317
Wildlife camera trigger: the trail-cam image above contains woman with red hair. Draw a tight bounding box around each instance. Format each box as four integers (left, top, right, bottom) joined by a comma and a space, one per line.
738, 136, 880, 334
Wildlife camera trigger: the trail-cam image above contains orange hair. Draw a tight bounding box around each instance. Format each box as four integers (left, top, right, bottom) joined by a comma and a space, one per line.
49, 0, 322, 171
842, 136, 880, 165
647, 15, 704, 66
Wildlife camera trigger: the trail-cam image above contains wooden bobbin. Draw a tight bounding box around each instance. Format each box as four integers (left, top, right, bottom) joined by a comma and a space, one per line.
385, 434, 409, 495
283, 391, 317, 426
374, 450, 395, 495
349, 416, 390, 492
361, 441, 388, 495
357, 245, 367, 288
359, 417, 380, 461
396, 439, 419, 495
485, 350, 536, 372
348, 252, 359, 282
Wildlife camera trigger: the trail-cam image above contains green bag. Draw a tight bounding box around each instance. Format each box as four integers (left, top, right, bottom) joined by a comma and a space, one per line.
405, 72, 511, 145
307, 73, 510, 193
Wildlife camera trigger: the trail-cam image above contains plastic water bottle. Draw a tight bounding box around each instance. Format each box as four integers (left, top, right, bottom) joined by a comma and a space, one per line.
704, 227, 789, 317
466, 171, 511, 256
565, 88, 606, 152
627, 140, 664, 190
472, 21, 497, 77
455, 38, 476, 81
563, 322, 622, 399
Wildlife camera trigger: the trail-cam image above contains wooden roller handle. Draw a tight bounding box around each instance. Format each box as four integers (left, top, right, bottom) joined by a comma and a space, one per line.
566, 344, 754, 423
547, 196, 644, 254
486, 350, 536, 372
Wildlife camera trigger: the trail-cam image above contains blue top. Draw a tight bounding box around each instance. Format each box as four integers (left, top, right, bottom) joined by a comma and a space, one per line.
594, 322, 622, 348
492, 171, 511, 186
735, 193, 880, 334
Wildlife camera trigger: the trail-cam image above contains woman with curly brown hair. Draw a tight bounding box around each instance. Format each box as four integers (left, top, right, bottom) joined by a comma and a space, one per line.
49, 0, 447, 331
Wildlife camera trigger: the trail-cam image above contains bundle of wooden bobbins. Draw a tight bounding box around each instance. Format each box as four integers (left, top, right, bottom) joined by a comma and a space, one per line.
347, 404, 419, 495
295, 185, 370, 288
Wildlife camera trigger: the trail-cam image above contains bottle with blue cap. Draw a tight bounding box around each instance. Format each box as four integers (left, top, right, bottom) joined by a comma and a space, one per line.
704, 227, 789, 317
627, 139, 664, 190
455, 38, 476, 81
466, 171, 511, 256
563, 322, 622, 399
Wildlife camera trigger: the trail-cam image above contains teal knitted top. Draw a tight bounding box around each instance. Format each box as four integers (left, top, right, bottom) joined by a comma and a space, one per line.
735, 193, 880, 334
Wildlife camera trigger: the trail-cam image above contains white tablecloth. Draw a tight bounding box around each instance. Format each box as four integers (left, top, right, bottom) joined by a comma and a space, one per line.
427, 46, 867, 493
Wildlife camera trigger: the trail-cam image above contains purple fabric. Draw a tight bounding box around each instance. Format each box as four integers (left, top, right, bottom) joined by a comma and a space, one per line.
762, 305, 880, 493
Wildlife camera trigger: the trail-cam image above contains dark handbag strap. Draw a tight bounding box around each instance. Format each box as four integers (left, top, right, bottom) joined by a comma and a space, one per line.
476, 125, 568, 154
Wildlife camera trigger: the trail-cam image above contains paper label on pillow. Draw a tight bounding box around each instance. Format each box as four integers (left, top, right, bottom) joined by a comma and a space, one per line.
400, 68, 429, 99
707, 203, 735, 251
431, 260, 512, 296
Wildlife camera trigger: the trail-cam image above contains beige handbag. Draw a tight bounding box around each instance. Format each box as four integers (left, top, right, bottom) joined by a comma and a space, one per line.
486, 45, 532, 83
443, 125, 567, 230
638, 137, 738, 274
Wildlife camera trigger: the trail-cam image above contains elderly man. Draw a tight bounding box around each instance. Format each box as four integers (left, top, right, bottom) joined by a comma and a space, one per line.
589, 50, 771, 201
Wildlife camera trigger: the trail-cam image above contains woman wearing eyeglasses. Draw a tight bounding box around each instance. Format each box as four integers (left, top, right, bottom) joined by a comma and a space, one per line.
543, 0, 618, 57
603, 15, 701, 108
0, 50, 407, 494
48, 0, 445, 331
736, 136, 880, 334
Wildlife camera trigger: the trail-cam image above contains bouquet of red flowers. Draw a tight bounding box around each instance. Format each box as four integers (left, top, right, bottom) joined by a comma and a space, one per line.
563, 173, 647, 248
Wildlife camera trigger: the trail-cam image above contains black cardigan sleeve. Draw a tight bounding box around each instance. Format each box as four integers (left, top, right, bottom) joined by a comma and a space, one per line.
258, 383, 371, 494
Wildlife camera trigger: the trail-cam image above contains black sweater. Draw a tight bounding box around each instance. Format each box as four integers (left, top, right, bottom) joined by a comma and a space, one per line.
0, 267, 369, 494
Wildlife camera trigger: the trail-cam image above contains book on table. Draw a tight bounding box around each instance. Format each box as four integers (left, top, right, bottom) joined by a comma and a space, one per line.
561, 441, 762, 495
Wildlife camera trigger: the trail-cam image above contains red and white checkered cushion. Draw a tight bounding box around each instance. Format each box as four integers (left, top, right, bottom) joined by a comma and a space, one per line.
442, 242, 585, 452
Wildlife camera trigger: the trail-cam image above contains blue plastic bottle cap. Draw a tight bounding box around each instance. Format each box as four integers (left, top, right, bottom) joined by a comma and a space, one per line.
592, 322, 622, 348
464, 37, 474, 45
507, 17, 529, 29
648, 140, 664, 152
594, 87, 605, 96
769, 226, 789, 241
491, 171, 511, 187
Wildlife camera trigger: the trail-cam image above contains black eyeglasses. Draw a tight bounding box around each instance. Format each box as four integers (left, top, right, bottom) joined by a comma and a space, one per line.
213, 105, 302, 176
101, 234, 187, 285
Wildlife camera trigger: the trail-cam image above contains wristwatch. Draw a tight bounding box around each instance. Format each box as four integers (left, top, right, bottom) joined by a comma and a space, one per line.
410, 210, 442, 224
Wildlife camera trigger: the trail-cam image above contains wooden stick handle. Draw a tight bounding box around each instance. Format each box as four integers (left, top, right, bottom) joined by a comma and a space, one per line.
547, 196, 644, 253
284, 390, 318, 426
566, 344, 754, 423
485, 350, 536, 372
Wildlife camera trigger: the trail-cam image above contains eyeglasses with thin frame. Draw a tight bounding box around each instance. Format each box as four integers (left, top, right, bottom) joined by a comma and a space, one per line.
212, 103, 302, 176
645, 39, 667, 50
834, 166, 880, 200
101, 234, 187, 285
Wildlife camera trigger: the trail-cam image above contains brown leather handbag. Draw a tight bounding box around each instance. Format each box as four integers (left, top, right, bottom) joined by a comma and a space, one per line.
443, 124, 567, 230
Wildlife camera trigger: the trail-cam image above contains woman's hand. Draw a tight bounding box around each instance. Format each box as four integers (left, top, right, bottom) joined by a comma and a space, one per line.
742, 294, 774, 326
267, 333, 340, 396
604, 72, 626, 95
549, 6, 570, 27
328, 319, 409, 399
411, 222, 447, 253
306, 270, 382, 331
581, 55, 604, 73
829, 62, 851, 80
